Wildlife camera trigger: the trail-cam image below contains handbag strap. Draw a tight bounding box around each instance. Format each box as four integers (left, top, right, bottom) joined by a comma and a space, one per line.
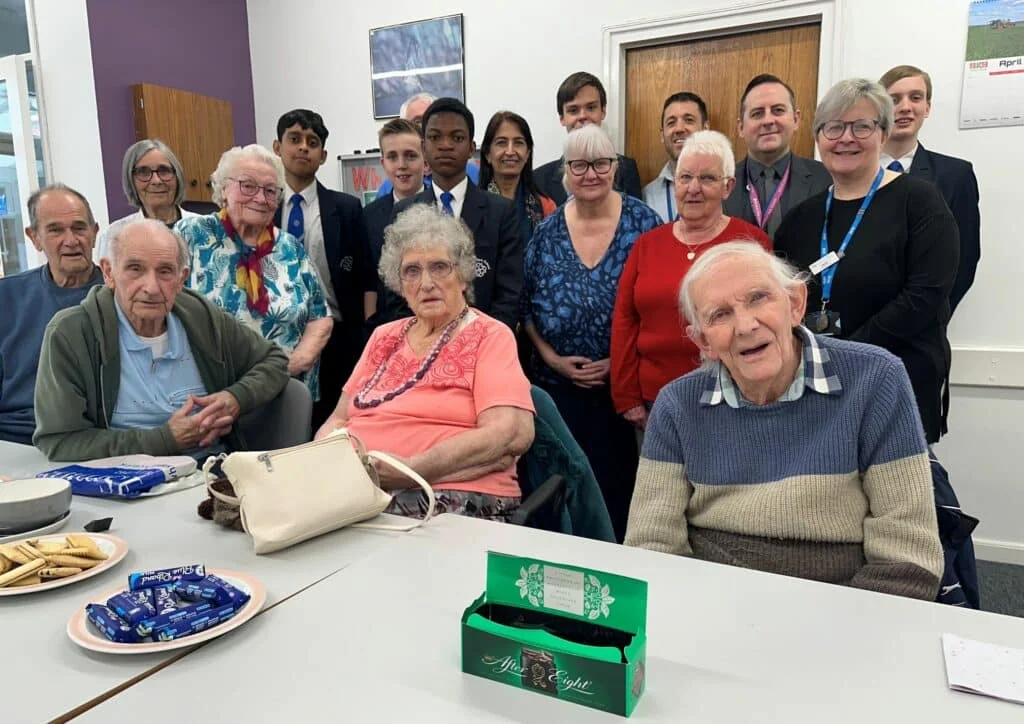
202, 454, 241, 506
353, 451, 437, 531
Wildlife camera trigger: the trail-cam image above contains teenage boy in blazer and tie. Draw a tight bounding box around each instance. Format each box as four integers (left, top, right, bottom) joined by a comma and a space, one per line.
273, 109, 375, 427
724, 74, 832, 239
880, 64, 981, 314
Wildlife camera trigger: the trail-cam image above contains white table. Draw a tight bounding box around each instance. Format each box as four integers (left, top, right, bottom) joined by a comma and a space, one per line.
76, 514, 1024, 723
0, 442, 405, 722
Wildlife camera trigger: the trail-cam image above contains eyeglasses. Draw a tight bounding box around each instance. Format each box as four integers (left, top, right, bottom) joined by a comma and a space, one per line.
400, 260, 455, 282
228, 178, 283, 203
817, 119, 880, 140
133, 165, 176, 182
566, 157, 615, 176
677, 173, 725, 187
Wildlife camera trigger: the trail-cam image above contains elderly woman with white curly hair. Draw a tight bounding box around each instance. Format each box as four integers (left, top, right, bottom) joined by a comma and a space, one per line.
624, 241, 943, 601
175, 144, 332, 401
316, 204, 535, 521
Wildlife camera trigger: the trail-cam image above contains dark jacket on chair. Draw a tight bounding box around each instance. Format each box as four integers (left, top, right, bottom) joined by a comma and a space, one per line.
534, 154, 643, 206
723, 152, 832, 237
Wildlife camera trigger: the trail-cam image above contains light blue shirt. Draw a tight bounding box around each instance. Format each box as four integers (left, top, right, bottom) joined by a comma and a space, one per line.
110, 300, 208, 431
641, 162, 676, 223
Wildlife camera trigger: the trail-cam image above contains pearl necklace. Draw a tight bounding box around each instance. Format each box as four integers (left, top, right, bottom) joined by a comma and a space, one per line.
352, 307, 470, 409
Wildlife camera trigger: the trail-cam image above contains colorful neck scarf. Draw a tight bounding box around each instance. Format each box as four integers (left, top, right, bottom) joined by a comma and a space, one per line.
218, 209, 275, 316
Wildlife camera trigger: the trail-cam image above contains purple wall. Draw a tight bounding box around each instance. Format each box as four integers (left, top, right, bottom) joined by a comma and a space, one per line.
86, 0, 257, 221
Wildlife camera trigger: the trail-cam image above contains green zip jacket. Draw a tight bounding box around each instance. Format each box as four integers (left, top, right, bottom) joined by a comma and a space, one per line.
33, 286, 289, 461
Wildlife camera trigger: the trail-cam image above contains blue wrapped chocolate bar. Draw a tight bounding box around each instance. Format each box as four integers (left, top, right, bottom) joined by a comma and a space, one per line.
155, 603, 239, 641
86, 604, 141, 643
173, 580, 207, 602
136, 600, 217, 637
202, 575, 251, 607
129, 564, 206, 590
153, 585, 178, 615
106, 590, 156, 627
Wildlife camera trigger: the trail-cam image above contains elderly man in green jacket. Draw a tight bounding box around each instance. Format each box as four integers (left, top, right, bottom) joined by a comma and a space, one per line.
33, 218, 289, 462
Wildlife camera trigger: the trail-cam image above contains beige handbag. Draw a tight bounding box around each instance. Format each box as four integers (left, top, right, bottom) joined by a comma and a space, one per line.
202, 429, 435, 554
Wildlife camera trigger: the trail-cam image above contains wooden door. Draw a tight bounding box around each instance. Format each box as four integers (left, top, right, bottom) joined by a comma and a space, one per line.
132, 84, 234, 203
625, 23, 821, 187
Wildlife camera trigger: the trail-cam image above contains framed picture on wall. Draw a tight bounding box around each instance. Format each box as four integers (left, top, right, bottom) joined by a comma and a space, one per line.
369, 13, 465, 119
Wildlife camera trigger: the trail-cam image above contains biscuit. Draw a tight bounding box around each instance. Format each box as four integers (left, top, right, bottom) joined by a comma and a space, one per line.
45, 554, 101, 569
0, 558, 46, 587
39, 567, 83, 579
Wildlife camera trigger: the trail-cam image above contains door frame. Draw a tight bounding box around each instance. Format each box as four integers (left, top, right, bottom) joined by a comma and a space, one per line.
601, 0, 847, 155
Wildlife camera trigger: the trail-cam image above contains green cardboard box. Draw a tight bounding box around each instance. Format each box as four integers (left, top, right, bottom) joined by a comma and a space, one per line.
461, 551, 648, 717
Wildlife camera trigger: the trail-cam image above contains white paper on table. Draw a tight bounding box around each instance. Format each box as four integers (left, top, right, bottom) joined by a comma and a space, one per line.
941, 633, 1024, 705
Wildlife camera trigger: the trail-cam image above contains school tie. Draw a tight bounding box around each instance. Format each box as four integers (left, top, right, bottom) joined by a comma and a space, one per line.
440, 191, 455, 216
887, 160, 904, 173
287, 193, 304, 241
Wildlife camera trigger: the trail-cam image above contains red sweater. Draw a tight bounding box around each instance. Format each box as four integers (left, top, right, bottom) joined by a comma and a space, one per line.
610, 217, 771, 412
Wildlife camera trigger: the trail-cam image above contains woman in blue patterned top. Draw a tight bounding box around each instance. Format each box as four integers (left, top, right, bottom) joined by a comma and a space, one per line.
176, 145, 332, 402
522, 125, 662, 541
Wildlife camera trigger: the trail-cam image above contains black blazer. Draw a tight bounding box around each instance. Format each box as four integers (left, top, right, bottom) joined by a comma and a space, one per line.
363, 192, 394, 270
908, 144, 980, 314
273, 181, 374, 335
386, 183, 522, 329
534, 154, 643, 206
723, 153, 832, 237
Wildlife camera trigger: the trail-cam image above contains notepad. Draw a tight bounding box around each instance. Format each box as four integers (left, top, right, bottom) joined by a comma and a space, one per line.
941, 633, 1024, 705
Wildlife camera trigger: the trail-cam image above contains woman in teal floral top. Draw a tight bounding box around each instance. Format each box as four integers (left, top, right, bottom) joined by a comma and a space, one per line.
176, 144, 332, 401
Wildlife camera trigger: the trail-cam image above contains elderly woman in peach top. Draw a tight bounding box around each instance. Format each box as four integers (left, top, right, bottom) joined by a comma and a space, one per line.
316, 204, 535, 520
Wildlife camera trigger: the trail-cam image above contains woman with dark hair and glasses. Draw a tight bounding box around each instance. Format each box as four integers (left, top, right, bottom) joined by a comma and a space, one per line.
522, 124, 662, 542
97, 139, 200, 259
478, 111, 556, 245
176, 144, 332, 402
774, 78, 959, 444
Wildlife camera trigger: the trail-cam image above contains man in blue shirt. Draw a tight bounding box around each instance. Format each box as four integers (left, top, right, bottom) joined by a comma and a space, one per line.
0, 184, 103, 444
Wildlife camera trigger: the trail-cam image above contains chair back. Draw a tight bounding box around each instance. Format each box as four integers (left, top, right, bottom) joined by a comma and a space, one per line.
237, 378, 313, 450
510, 474, 566, 530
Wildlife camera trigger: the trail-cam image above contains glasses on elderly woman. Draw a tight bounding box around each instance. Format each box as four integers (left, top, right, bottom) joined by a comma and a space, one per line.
566, 157, 615, 176
818, 119, 880, 140
228, 177, 283, 203
677, 173, 725, 187
400, 260, 455, 282
133, 165, 176, 182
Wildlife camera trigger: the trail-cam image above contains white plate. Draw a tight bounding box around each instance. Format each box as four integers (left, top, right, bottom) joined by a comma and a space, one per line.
0, 510, 70, 543
67, 569, 267, 654
0, 533, 128, 596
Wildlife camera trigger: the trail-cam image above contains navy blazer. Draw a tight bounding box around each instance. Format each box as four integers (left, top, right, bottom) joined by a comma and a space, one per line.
908, 144, 980, 314
534, 154, 643, 206
386, 183, 522, 329
723, 153, 832, 237
363, 192, 394, 270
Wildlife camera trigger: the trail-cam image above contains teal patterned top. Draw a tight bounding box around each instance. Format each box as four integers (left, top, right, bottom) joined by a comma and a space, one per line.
175, 213, 328, 401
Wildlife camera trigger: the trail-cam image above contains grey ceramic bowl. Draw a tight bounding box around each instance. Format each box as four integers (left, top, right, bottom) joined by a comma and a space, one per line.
0, 478, 72, 535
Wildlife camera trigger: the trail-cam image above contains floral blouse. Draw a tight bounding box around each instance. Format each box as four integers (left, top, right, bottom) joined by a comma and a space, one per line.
176, 213, 329, 400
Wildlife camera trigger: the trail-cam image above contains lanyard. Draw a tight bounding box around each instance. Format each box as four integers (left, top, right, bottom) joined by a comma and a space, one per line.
747, 162, 791, 229
663, 178, 677, 221
819, 167, 884, 302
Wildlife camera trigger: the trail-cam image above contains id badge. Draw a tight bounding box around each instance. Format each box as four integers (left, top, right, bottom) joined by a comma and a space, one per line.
809, 250, 843, 276
804, 309, 842, 336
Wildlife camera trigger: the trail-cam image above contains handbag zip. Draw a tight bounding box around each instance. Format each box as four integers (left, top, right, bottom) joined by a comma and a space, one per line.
256, 435, 349, 472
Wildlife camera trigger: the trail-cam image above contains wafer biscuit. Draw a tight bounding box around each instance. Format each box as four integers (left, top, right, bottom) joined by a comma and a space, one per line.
0, 558, 46, 587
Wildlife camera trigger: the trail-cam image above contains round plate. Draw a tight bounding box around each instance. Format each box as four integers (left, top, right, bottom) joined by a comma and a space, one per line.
0, 510, 70, 543
0, 532, 127, 596
67, 569, 266, 654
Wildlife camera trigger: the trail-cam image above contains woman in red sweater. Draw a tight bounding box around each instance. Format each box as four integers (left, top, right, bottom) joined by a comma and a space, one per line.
611, 130, 771, 432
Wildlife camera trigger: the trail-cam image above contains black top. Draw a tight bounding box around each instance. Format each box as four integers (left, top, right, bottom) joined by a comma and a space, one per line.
774, 174, 959, 443
723, 153, 832, 240
534, 153, 643, 206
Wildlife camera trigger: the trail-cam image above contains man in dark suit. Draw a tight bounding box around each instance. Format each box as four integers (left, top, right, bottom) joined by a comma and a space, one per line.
724, 74, 831, 239
880, 64, 980, 314
534, 72, 643, 205
384, 98, 521, 329
272, 109, 375, 426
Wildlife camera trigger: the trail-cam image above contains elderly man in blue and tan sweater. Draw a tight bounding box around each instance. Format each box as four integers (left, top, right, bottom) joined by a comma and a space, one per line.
624, 242, 943, 601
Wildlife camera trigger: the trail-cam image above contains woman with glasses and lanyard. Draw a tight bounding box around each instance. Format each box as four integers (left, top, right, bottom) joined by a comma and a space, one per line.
522, 124, 662, 542
774, 79, 959, 445
176, 144, 333, 403
97, 139, 200, 259
611, 131, 770, 440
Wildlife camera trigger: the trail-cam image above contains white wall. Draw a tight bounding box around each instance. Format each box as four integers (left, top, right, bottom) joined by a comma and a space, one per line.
30, 0, 108, 228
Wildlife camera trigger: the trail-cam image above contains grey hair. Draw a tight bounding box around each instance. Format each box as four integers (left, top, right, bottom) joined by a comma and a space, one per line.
27, 183, 96, 231
679, 241, 808, 331
109, 218, 189, 272
561, 124, 618, 192
210, 144, 286, 208
813, 78, 894, 136
677, 129, 736, 179
121, 139, 186, 208
379, 204, 476, 304
400, 92, 437, 120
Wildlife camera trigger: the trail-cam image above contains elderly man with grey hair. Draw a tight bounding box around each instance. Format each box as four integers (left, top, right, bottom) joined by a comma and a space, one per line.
624, 241, 944, 601
33, 218, 289, 461
96, 139, 200, 259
